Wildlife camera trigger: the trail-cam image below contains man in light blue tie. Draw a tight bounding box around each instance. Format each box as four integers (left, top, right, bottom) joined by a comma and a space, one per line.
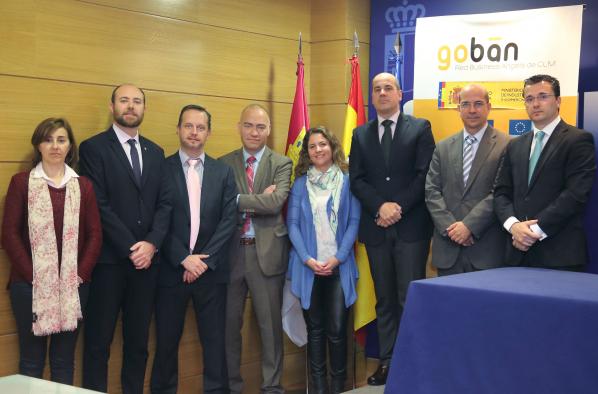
494, 74, 596, 270
426, 84, 509, 275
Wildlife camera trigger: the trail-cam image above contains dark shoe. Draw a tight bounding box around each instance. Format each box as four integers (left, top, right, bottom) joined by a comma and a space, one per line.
367, 364, 389, 386
330, 378, 345, 393
310, 375, 329, 394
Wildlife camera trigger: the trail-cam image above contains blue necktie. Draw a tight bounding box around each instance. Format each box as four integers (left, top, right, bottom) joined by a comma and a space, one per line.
127, 139, 142, 186
381, 119, 393, 166
528, 131, 545, 184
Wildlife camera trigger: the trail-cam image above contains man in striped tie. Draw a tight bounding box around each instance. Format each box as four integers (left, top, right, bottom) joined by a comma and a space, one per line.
426, 84, 509, 276
494, 75, 596, 270
220, 104, 292, 394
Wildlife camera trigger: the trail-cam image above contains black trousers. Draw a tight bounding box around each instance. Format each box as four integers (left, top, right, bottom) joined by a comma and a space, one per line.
151, 275, 228, 394
365, 230, 429, 363
303, 274, 349, 392
83, 263, 159, 394
10, 281, 89, 385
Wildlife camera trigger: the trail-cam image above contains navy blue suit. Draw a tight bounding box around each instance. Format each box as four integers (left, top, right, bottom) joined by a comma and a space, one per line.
494, 120, 596, 268
349, 113, 435, 363
79, 127, 172, 394
151, 152, 237, 394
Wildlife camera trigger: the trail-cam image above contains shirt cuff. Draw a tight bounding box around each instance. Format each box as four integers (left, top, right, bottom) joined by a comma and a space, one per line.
530, 223, 548, 241
503, 217, 519, 233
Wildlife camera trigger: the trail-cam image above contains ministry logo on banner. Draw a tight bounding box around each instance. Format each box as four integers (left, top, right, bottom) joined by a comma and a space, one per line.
383, 1, 426, 102
509, 119, 532, 136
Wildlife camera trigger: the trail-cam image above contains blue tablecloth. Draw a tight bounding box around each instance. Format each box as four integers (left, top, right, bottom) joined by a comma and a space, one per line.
385, 267, 598, 394
584, 129, 598, 274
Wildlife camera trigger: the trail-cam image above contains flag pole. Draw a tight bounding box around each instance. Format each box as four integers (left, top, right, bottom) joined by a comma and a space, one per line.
351, 31, 359, 391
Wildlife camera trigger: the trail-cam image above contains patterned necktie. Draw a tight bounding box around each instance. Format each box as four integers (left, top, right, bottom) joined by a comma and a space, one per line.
528, 130, 545, 184
463, 135, 477, 186
127, 139, 142, 185
381, 119, 393, 166
242, 156, 257, 234
187, 158, 201, 252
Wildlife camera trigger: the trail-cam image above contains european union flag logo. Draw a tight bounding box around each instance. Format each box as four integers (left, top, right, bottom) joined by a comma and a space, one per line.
509, 120, 532, 136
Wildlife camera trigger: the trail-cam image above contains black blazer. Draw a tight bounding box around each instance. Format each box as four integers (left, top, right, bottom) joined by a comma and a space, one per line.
494, 120, 596, 267
160, 153, 238, 285
349, 113, 436, 245
79, 127, 172, 265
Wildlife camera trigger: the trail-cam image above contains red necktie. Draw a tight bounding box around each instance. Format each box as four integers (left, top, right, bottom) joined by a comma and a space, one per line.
242, 156, 256, 234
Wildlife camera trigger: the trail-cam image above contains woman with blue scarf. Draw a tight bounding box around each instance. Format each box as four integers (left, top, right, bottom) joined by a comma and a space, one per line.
287, 126, 360, 394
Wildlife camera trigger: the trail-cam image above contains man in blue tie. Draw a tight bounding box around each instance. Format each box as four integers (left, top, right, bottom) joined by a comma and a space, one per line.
494, 74, 596, 270
79, 84, 172, 394
349, 73, 435, 385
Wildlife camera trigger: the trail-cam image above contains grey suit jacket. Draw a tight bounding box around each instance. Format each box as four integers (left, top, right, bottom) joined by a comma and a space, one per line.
425, 126, 509, 269
219, 146, 292, 276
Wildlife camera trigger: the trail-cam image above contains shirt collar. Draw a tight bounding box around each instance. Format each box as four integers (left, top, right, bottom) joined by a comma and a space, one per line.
113, 123, 140, 145
377, 108, 401, 127
243, 145, 266, 164
533, 116, 561, 138
463, 123, 488, 142
178, 149, 205, 167
33, 162, 79, 188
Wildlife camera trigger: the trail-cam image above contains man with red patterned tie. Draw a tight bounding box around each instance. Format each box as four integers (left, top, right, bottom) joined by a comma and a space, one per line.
220, 104, 292, 394
151, 105, 237, 394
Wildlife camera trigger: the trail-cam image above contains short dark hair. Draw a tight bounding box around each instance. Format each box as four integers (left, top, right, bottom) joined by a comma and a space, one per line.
294, 126, 348, 178
177, 104, 212, 130
31, 118, 78, 167
523, 74, 560, 97
111, 84, 146, 104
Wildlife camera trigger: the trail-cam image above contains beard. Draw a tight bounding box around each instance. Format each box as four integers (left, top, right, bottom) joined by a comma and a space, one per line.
114, 111, 144, 129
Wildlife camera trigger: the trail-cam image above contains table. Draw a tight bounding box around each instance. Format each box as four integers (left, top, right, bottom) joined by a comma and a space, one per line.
385, 267, 598, 394
0, 374, 101, 393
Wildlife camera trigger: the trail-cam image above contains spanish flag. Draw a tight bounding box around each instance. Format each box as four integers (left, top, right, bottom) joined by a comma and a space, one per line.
343, 54, 377, 346
282, 51, 311, 347
285, 55, 309, 181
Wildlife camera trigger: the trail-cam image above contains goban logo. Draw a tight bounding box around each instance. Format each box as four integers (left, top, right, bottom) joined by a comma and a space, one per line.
438, 37, 519, 70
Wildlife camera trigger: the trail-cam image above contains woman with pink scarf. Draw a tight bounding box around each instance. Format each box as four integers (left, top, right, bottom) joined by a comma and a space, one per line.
2, 117, 102, 384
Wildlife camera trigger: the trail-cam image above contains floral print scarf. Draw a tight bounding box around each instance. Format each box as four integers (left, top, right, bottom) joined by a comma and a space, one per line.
28, 171, 81, 336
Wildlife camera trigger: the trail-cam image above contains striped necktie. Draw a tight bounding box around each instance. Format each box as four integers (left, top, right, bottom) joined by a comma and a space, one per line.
463, 135, 477, 186
242, 156, 257, 234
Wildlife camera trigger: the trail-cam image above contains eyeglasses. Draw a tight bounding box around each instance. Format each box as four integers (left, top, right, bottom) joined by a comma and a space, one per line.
524, 93, 555, 105
459, 101, 486, 110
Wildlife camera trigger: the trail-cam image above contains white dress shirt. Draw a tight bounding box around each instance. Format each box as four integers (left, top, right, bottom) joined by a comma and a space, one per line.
377, 109, 401, 142
33, 162, 79, 188
113, 123, 143, 171
503, 116, 561, 240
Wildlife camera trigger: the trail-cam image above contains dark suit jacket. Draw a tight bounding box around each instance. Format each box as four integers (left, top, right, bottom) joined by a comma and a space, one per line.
79, 127, 172, 265
494, 120, 596, 267
425, 126, 509, 269
160, 153, 238, 285
349, 113, 436, 245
